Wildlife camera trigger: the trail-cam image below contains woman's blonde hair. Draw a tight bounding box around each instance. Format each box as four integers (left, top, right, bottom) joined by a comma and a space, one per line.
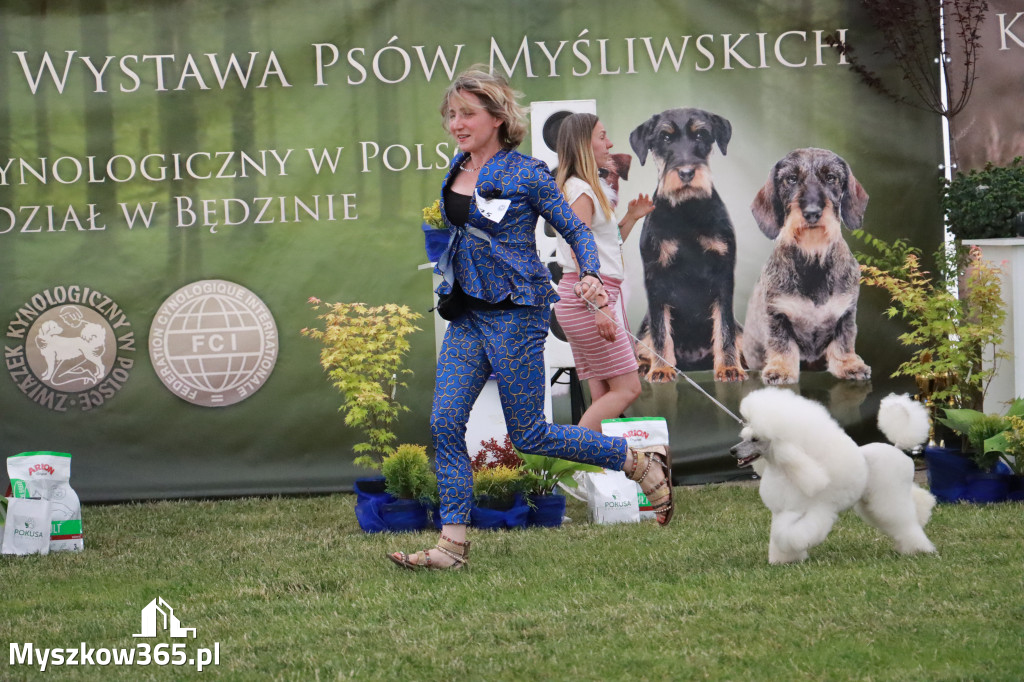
555, 113, 615, 219
440, 66, 528, 150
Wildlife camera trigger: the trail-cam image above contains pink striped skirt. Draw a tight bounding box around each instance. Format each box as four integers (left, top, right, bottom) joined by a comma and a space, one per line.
553, 273, 639, 381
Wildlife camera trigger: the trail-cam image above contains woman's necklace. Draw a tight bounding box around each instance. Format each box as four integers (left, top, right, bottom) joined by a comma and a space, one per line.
460, 155, 487, 173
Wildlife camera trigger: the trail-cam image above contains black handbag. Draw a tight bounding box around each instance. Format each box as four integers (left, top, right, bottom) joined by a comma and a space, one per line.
435, 282, 469, 321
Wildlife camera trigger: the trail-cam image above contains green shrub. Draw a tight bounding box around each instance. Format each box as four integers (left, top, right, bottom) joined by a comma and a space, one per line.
966, 415, 1008, 471
999, 415, 1024, 474
856, 232, 1005, 417
939, 398, 1024, 471
472, 465, 523, 506
942, 157, 1024, 240
381, 444, 435, 500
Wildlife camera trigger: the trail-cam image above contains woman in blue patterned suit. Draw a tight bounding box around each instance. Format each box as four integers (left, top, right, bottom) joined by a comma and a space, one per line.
389, 68, 674, 571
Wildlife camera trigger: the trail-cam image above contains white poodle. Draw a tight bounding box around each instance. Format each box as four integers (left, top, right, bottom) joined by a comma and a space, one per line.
731, 387, 936, 564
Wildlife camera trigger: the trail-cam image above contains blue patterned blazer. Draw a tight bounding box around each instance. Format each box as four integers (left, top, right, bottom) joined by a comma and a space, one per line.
435, 149, 601, 307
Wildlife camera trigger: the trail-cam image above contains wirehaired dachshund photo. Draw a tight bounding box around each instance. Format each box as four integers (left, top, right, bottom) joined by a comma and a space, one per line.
629, 108, 746, 383
743, 147, 871, 385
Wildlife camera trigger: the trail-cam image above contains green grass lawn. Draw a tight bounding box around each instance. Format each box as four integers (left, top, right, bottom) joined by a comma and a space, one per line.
2, 483, 1022, 681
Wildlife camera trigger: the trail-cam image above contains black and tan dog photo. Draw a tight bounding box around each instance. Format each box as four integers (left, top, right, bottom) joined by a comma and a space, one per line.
743, 147, 871, 385
629, 108, 746, 383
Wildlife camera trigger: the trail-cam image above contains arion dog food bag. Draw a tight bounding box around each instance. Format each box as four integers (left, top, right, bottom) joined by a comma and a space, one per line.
601, 417, 670, 522
7, 451, 84, 553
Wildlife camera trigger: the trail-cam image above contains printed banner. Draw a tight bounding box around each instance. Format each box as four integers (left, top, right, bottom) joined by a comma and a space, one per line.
0, 0, 943, 499
950, 1, 1024, 170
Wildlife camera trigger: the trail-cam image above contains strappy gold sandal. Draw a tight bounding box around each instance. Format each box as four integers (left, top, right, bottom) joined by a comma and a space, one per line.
388, 534, 470, 571
626, 445, 674, 526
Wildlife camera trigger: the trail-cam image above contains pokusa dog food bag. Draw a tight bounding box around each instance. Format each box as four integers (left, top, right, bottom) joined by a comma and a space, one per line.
0, 496, 7, 552
7, 451, 84, 552
2, 497, 51, 556
579, 470, 640, 525
601, 417, 670, 522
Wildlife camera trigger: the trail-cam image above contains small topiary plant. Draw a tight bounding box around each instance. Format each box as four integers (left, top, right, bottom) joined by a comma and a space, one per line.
381, 444, 435, 501
472, 465, 524, 508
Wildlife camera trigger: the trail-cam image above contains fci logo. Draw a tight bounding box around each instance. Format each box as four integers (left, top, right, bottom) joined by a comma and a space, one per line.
149, 279, 278, 407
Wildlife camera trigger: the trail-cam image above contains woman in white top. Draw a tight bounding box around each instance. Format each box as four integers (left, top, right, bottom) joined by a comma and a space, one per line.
552, 113, 653, 432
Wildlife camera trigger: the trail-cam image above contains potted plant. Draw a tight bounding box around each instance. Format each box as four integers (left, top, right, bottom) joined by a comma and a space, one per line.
471, 465, 529, 530
301, 298, 423, 532
379, 444, 435, 532
857, 233, 1007, 502
421, 198, 450, 263
472, 465, 523, 511
301, 298, 422, 471
857, 233, 1006, 422
519, 453, 603, 528
994, 416, 1024, 501
937, 403, 1021, 503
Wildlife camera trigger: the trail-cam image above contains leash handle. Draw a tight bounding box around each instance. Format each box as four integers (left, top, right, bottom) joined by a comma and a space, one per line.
576, 289, 745, 425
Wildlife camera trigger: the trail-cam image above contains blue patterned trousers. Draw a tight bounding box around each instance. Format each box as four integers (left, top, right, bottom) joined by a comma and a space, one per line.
431, 305, 629, 525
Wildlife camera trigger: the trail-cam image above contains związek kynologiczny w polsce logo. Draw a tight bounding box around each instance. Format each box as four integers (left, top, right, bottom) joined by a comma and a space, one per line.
4, 285, 136, 412
9, 597, 220, 672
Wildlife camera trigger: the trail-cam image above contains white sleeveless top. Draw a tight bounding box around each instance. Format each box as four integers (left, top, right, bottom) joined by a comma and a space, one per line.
555, 176, 624, 280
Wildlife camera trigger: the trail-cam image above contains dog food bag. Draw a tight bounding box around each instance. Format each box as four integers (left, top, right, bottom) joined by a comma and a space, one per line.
580, 470, 640, 524
2, 497, 51, 556
0, 496, 7, 552
7, 451, 84, 552
601, 417, 670, 521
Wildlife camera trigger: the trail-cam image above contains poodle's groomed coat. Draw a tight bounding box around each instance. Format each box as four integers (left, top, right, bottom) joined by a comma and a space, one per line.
732, 388, 936, 564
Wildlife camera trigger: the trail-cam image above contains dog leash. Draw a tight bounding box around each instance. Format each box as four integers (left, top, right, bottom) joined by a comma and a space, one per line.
573, 281, 745, 425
